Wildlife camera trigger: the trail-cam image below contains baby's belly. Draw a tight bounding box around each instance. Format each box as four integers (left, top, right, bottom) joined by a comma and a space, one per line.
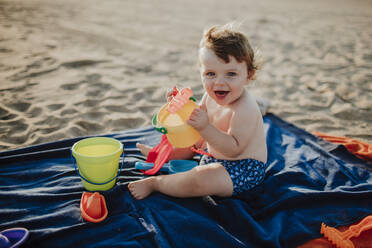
207, 144, 267, 163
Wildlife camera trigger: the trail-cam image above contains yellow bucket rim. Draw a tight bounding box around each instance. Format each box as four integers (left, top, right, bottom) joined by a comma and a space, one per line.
71, 137, 123, 159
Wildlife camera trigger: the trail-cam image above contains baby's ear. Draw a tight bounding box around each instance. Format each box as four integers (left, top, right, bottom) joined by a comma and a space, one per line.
247, 69, 256, 81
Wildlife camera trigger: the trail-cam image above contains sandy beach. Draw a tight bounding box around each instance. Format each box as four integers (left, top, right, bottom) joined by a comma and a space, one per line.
0, 0, 371, 152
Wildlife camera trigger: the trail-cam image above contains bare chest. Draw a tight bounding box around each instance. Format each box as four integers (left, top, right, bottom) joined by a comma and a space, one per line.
207, 107, 233, 132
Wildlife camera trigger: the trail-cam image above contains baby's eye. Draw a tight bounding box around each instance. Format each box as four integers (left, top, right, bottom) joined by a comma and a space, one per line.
226, 72, 237, 77
205, 72, 215, 77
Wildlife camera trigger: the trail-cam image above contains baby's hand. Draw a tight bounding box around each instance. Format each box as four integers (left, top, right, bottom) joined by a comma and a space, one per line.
187, 107, 209, 131
166, 86, 179, 102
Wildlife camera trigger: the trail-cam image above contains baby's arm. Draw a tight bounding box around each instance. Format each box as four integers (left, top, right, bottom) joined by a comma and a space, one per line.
188, 103, 258, 158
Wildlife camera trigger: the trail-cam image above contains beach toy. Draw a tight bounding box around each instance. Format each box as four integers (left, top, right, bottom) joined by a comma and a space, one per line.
167, 87, 194, 113
190, 146, 214, 158
320, 215, 372, 248
142, 87, 201, 175
72, 137, 124, 191
142, 135, 173, 175
153, 89, 200, 148
80, 192, 108, 223
0, 227, 29, 248
135, 160, 198, 174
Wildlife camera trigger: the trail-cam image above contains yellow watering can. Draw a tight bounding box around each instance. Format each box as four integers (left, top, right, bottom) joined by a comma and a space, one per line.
152, 91, 201, 148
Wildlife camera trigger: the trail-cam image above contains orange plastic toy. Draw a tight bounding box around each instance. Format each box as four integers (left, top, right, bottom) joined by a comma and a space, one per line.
320, 215, 372, 248
143, 135, 173, 175
80, 192, 108, 223
167, 87, 194, 113
313, 131, 372, 162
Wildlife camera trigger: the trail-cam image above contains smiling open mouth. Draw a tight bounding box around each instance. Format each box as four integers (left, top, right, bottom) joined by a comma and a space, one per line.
214, 91, 229, 97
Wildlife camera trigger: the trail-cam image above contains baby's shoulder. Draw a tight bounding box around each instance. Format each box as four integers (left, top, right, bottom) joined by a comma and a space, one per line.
234, 91, 260, 114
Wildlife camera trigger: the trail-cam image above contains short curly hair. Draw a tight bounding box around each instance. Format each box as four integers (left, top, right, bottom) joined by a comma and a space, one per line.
200, 23, 260, 79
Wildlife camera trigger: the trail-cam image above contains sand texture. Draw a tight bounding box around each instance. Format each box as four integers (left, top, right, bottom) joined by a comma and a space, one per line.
0, 0, 371, 151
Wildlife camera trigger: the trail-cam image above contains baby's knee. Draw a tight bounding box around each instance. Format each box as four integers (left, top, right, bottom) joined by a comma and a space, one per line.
191, 163, 232, 194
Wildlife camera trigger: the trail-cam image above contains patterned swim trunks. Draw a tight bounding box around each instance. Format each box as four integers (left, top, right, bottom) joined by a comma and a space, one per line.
200, 155, 266, 195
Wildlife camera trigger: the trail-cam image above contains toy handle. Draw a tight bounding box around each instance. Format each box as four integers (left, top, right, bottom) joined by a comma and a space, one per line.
345, 215, 372, 239
191, 146, 214, 157
189, 96, 197, 102
135, 162, 170, 172
135, 162, 154, 170
152, 113, 167, 134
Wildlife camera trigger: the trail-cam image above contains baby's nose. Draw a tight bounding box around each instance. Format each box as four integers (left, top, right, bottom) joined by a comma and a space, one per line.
215, 76, 226, 85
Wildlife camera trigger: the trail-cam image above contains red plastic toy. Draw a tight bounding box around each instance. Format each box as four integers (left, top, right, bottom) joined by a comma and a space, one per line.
142, 135, 173, 175
80, 192, 108, 223
320, 215, 372, 248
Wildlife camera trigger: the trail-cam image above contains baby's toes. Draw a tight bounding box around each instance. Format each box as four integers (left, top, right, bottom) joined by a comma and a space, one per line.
128, 183, 135, 192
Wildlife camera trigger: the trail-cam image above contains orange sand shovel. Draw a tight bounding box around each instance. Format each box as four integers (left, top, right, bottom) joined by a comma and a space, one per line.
320, 215, 372, 248
80, 192, 108, 223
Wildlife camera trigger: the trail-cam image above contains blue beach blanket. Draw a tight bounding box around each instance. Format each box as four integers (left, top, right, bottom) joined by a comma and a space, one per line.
0, 113, 371, 248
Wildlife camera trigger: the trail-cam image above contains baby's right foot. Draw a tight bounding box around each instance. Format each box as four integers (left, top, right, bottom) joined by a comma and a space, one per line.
136, 143, 152, 156
128, 177, 156, 200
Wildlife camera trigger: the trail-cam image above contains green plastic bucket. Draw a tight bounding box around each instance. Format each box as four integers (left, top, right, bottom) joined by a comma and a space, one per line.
71, 137, 123, 191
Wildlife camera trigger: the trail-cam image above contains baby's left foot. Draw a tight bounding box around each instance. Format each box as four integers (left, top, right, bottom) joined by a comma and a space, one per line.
136, 143, 152, 157
128, 177, 156, 200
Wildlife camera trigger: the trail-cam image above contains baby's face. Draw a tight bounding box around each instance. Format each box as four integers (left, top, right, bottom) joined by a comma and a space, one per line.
199, 47, 250, 106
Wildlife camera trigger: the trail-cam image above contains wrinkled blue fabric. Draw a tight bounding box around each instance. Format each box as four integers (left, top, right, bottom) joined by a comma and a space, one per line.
0, 114, 371, 248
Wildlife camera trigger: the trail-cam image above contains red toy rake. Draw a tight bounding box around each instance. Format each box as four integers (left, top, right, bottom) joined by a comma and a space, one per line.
320, 215, 372, 248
